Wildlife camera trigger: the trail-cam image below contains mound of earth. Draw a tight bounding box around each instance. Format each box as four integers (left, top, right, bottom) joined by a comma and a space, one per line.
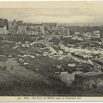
49, 37, 60, 45
0, 69, 17, 89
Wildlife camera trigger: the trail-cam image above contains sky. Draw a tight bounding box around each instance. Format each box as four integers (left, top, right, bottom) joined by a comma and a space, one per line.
0, 1, 103, 23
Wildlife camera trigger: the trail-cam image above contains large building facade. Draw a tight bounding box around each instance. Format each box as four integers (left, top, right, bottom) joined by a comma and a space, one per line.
0, 18, 9, 34
0, 18, 4, 26
4, 19, 9, 30
0, 18, 9, 30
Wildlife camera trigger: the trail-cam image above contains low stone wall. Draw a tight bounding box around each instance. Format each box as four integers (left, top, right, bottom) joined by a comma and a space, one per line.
75, 72, 103, 93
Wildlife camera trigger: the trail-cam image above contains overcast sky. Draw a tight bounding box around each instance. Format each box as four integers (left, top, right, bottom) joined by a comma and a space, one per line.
0, 1, 103, 23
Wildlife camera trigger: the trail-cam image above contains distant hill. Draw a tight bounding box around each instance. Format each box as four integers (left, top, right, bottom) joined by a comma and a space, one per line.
63, 23, 103, 27
22, 23, 42, 26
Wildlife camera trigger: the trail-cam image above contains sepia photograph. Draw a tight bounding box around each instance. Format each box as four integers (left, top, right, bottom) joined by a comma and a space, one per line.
0, 0, 103, 101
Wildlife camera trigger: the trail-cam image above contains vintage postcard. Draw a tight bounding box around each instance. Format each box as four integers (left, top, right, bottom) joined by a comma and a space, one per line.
0, 0, 103, 102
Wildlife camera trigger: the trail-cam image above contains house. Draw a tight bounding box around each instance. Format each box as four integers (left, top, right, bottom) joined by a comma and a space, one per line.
53, 27, 69, 35
63, 35, 72, 38
17, 26, 27, 35
82, 32, 91, 41
10, 25, 18, 35
25, 30, 40, 35
74, 32, 80, 35
16, 21, 23, 26
93, 30, 100, 34
42, 23, 57, 29
57, 23, 69, 28
77, 37, 83, 41
73, 32, 83, 38
92, 30, 100, 38
25, 26, 41, 35
58, 50, 63, 55
68, 63, 76, 67
72, 36, 77, 40
94, 33, 100, 38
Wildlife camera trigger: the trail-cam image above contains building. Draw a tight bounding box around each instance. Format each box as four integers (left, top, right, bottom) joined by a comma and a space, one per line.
42, 23, 57, 30
82, 30, 100, 41
12, 19, 17, 26
11, 23, 44, 35
58, 28, 65, 35
0, 18, 9, 30
64, 29, 70, 35
8, 21, 13, 31
93, 30, 100, 34
4, 19, 9, 30
0, 25, 9, 34
73, 32, 80, 36
92, 30, 100, 38
82, 32, 91, 41
0, 18, 4, 26
17, 26, 27, 35
93, 33, 100, 38
25, 26, 40, 35
0, 18, 9, 34
17, 21, 23, 26
10, 25, 18, 35
40, 26, 44, 35
67, 29, 70, 35
57, 23, 69, 28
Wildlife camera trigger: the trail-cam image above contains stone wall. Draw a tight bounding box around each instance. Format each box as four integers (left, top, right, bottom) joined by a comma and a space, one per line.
75, 72, 103, 93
